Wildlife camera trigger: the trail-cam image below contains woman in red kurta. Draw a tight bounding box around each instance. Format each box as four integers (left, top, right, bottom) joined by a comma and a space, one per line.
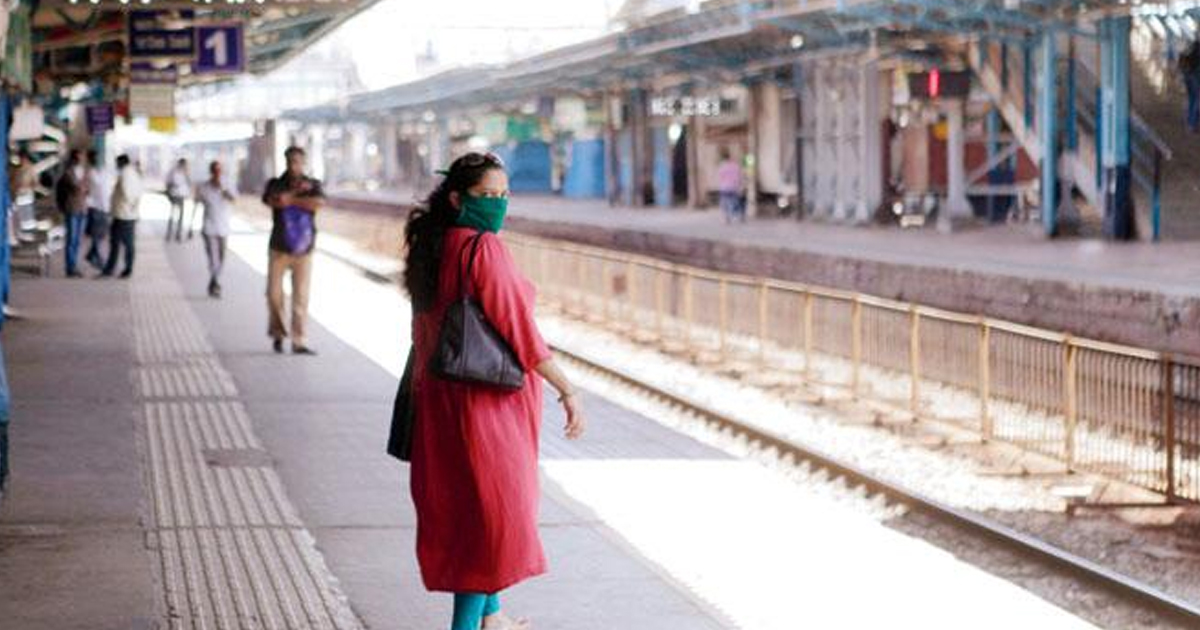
403, 153, 586, 630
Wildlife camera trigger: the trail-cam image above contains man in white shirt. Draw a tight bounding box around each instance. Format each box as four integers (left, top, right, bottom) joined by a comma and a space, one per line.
102, 154, 143, 279
165, 157, 193, 242
194, 160, 235, 298
83, 149, 112, 270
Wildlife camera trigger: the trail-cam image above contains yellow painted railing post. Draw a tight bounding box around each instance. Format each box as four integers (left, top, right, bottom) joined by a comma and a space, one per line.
1064, 338, 1078, 470
979, 320, 992, 441
758, 281, 769, 364
626, 261, 637, 331
909, 306, 921, 419
538, 246, 549, 300
718, 279, 729, 360
851, 297, 862, 398
804, 292, 814, 381
655, 269, 665, 340
601, 260, 611, 323
575, 252, 586, 316
1163, 355, 1177, 503
683, 271, 694, 346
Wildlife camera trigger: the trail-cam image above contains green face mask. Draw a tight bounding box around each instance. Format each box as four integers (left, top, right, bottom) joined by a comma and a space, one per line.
455, 193, 508, 233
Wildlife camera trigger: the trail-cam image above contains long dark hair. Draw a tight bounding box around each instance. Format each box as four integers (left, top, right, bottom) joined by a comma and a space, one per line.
403, 153, 504, 312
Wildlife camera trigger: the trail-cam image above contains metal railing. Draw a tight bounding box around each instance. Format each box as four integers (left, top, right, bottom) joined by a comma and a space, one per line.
508, 233, 1200, 503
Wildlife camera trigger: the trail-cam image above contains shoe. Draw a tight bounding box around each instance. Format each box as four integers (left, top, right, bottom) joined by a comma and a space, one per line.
272, 338, 284, 354
66, 270, 83, 278
119, 270, 132, 279
292, 345, 317, 356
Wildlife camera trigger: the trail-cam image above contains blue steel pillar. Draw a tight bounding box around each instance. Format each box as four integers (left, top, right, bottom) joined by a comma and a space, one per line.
0, 94, 11, 497
1039, 30, 1059, 237
1023, 38, 1035, 131
1101, 16, 1134, 240
1066, 39, 1078, 153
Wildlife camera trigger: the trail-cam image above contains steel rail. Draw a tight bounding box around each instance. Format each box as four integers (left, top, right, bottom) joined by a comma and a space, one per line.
549, 343, 1200, 627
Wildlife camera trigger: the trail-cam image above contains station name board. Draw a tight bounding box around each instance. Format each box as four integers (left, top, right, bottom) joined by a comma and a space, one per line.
650, 96, 729, 118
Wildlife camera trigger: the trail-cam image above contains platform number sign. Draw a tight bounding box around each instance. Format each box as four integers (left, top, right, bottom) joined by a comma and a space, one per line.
194, 24, 245, 75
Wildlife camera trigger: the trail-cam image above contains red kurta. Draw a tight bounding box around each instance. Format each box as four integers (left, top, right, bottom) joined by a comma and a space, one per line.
409, 227, 553, 593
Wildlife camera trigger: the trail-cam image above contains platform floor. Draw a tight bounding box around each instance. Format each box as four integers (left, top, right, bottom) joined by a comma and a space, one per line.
332, 189, 1200, 299
0, 197, 1102, 629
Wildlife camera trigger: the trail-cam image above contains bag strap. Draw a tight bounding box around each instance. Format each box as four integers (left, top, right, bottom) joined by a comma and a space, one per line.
456, 231, 485, 299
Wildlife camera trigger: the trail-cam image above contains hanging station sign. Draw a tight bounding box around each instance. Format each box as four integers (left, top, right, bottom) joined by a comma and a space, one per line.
194, 24, 245, 75
128, 10, 196, 60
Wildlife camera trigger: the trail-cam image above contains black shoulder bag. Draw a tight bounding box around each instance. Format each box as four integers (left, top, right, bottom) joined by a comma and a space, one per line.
431, 233, 525, 390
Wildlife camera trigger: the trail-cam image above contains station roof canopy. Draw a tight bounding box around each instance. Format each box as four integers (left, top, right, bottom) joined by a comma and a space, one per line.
31, 0, 380, 91
285, 0, 1179, 123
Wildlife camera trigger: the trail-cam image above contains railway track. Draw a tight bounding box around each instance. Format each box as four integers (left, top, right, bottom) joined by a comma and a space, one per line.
550, 343, 1200, 628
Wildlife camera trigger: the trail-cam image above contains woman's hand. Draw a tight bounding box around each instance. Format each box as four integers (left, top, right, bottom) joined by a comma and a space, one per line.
561, 393, 586, 440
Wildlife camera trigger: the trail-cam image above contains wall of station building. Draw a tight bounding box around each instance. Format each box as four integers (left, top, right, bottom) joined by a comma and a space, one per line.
274, 52, 1042, 222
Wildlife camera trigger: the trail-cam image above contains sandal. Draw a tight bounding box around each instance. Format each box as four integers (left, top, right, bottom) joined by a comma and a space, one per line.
483, 613, 531, 630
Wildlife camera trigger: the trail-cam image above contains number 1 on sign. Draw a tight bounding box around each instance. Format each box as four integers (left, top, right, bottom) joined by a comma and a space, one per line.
204, 29, 228, 68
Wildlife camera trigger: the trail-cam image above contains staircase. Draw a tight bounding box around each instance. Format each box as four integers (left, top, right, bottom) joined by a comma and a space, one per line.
968, 35, 1175, 239
1130, 10, 1200, 240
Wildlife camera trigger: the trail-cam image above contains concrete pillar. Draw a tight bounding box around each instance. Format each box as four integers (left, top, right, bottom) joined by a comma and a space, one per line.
856, 60, 882, 223
1040, 28, 1059, 237
381, 122, 399, 187
433, 117, 450, 179
310, 124, 326, 183
941, 98, 972, 228
630, 87, 652, 207
792, 61, 805, 214
813, 65, 831, 215
746, 80, 760, 219
604, 92, 619, 207
686, 88, 703, 209
835, 67, 851, 220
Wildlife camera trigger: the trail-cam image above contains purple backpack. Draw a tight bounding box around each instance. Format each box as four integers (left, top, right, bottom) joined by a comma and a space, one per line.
280, 205, 314, 254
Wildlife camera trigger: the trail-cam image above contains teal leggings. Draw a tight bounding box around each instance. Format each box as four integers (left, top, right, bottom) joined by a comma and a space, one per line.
452, 592, 502, 630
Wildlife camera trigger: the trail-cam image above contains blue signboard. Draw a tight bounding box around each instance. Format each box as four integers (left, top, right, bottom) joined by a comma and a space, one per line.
85, 103, 115, 135
128, 11, 195, 59
194, 24, 245, 75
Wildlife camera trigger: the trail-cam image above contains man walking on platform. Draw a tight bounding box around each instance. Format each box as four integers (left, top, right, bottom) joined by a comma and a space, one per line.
55, 149, 89, 277
83, 150, 111, 270
195, 161, 234, 298
261, 146, 324, 355
101, 155, 143, 279
165, 157, 193, 242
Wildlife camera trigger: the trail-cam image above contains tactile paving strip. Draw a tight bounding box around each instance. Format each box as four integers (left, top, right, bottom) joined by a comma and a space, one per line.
131, 245, 363, 630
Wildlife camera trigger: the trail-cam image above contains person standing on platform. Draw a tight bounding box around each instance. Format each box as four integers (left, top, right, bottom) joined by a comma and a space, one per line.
55, 149, 89, 277
102, 154, 143, 279
261, 146, 324, 355
403, 152, 587, 630
165, 157, 193, 242
195, 160, 235, 298
83, 150, 112, 270
716, 147, 746, 224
